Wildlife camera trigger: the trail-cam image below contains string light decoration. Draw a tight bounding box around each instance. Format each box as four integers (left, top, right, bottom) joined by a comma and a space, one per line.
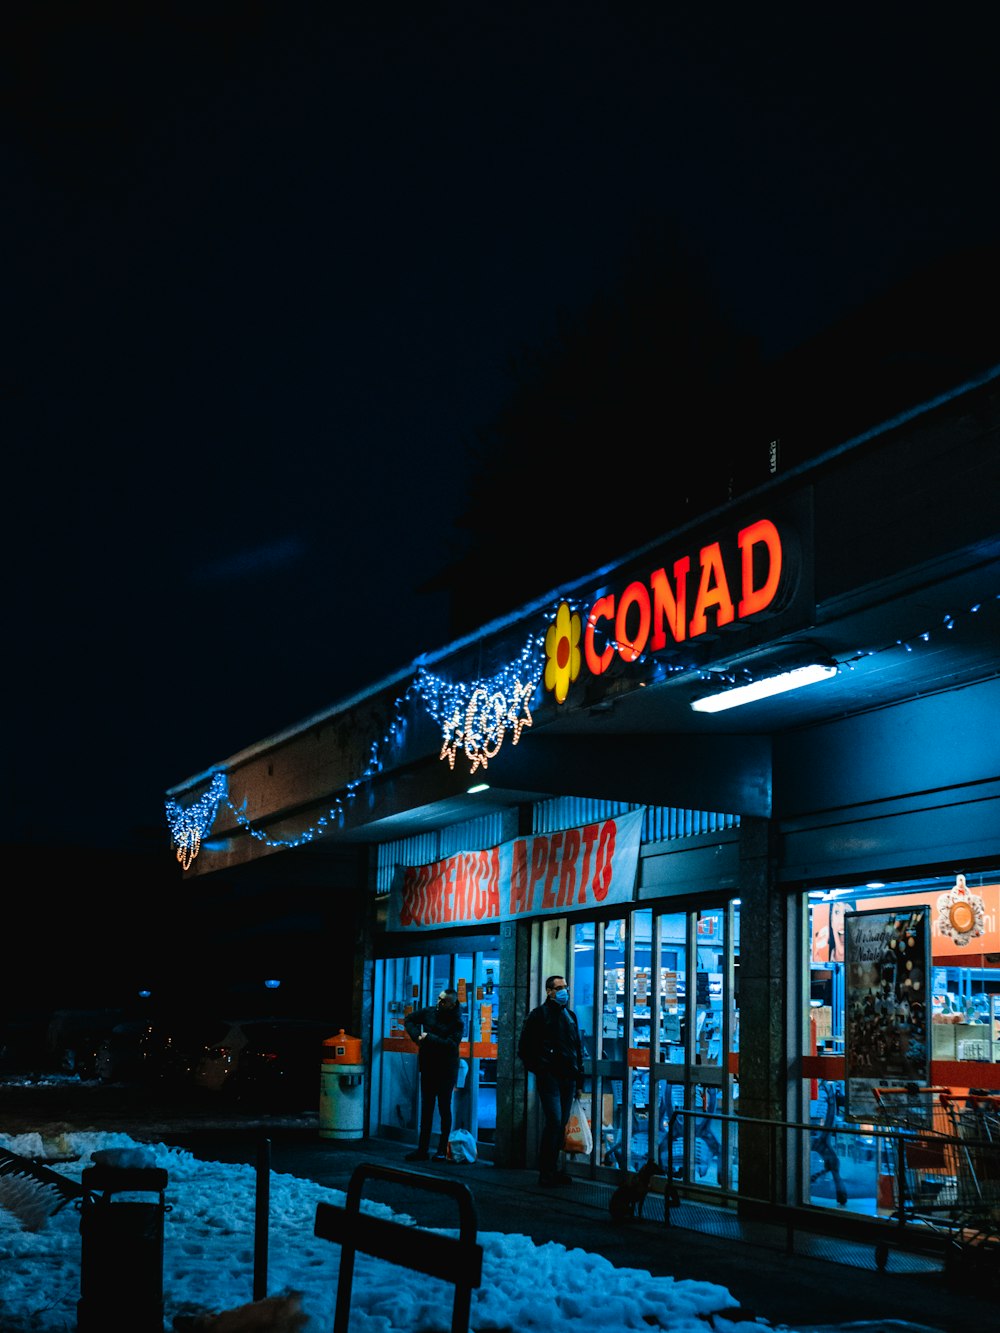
165, 592, 996, 860
165, 772, 227, 869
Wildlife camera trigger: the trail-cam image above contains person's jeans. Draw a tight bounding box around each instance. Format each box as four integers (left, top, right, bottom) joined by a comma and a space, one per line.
536, 1071, 576, 1176
418, 1069, 456, 1153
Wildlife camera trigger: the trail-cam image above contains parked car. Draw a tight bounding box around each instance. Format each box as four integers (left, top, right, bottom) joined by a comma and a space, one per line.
94, 1009, 246, 1096
136, 1015, 248, 1095
94, 1020, 155, 1084
225, 1018, 335, 1110
46, 1008, 124, 1080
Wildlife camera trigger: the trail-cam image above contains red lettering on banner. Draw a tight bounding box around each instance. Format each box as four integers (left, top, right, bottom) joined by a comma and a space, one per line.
394, 811, 642, 930
399, 876, 413, 926
424, 868, 437, 924
483, 849, 501, 920
557, 827, 580, 906
510, 840, 529, 915
592, 820, 617, 900
529, 837, 549, 910
434, 863, 448, 924
452, 855, 467, 921
441, 862, 454, 923
541, 831, 563, 907
578, 823, 599, 902
474, 852, 488, 919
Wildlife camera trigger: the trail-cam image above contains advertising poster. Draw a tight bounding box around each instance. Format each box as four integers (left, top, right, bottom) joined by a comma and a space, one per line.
843, 905, 931, 1120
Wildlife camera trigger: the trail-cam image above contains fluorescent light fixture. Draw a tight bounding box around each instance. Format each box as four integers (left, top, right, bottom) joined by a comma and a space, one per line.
691, 662, 837, 713
467, 782, 490, 794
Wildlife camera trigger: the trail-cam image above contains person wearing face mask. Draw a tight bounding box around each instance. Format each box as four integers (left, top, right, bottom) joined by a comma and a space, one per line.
517, 974, 585, 1187
403, 988, 463, 1162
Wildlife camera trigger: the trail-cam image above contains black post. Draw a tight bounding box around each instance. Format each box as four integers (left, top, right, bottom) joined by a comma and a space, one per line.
254, 1137, 270, 1301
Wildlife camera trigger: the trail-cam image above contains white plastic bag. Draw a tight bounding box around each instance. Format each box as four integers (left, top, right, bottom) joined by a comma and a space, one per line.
563, 1095, 593, 1155
447, 1128, 477, 1163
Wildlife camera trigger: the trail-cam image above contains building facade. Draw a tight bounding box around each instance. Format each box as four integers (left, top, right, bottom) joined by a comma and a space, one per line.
166, 365, 1000, 1226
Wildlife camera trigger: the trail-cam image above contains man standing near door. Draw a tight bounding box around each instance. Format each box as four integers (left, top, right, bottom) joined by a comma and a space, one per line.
403, 988, 463, 1161
518, 974, 585, 1187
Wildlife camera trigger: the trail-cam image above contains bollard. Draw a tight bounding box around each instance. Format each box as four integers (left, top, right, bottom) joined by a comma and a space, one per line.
78, 1163, 169, 1333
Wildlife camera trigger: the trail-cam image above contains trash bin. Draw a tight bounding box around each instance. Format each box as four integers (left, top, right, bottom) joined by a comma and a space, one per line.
319, 1029, 365, 1140
78, 1162, 169, 1333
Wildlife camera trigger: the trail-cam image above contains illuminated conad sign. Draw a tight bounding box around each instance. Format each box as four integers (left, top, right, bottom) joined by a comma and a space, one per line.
584, 515, 790, 676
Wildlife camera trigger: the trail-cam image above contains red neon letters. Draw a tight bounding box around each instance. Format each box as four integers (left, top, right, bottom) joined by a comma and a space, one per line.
584, 518, 783, 675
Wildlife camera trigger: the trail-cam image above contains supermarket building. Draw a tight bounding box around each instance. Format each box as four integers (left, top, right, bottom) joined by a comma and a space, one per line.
166, 363, 1000, 1226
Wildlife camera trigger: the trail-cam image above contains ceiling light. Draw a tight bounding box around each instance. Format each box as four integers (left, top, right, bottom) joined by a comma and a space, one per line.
467, 783, 490, 794
690, 662, 837, 713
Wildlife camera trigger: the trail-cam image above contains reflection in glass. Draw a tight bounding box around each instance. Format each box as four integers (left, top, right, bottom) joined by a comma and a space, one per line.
657, 913, 686, 1063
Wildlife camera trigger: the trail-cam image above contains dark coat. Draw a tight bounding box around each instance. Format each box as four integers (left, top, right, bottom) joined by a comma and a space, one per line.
517, 997, 584, 1083
403, 1003, 463, 1075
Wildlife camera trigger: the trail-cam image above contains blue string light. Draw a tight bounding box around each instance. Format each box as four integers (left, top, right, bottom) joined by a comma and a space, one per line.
165, 593, 996, 858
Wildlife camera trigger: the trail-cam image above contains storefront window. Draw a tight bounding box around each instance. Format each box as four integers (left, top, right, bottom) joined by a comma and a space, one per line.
803, 870, 1000, 1217
807, 871, 1000, 1072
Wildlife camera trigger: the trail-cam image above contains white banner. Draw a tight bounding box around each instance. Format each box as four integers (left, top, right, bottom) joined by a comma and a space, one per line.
387, 809, 644, 931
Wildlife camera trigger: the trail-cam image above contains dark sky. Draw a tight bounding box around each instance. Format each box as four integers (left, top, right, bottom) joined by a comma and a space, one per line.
5, 6, 1000, 850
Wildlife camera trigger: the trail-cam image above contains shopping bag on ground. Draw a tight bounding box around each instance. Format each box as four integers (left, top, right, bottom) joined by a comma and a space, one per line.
447, 1128, 477, 1163
563, 1095, 593, 1155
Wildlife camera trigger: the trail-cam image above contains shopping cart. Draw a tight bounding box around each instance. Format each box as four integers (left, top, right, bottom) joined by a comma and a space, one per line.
871, 1086, 959, 1227
939, 1092, 1000, 1281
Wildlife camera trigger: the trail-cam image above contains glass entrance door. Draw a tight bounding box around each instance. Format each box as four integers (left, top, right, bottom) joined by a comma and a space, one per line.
374, 944, 500, 1155
567, 900, 740, 1187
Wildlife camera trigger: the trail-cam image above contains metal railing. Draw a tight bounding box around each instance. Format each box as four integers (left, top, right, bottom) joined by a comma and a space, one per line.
662, 1106, 964, 1263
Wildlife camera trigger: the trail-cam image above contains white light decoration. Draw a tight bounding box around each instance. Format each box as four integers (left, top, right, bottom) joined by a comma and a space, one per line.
438, 677, 535, 774
423, 631, 543, 774
691, 662, 838, 713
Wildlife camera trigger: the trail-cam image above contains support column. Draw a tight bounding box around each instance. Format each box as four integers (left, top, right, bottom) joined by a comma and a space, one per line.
493, 917, 532, 1167
736, 815, 785, 1203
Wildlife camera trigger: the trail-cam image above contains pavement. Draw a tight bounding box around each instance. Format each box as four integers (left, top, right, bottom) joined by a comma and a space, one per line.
3, 1079, 998, 1333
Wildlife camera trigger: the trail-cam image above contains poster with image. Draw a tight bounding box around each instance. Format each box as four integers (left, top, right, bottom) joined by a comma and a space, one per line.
843, 905, 931, 1120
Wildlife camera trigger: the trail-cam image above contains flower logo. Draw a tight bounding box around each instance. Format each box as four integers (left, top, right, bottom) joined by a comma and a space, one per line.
544, 602, 581, 704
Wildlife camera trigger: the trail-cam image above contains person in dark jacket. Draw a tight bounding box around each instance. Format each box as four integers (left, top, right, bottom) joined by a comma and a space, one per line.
517, 974, 585, 1187
403, 988, 463, 1161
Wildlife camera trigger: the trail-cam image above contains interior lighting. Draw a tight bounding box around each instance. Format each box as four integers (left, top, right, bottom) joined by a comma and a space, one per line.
690, 662, 837, 713
467, 783, 490, 794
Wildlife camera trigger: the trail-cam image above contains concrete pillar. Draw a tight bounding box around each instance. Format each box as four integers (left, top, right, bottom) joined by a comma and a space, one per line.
736, 816, 786, 1203
493, 916, 532, 1167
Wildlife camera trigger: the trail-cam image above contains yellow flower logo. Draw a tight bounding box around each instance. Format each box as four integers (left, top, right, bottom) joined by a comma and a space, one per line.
544, 602, 581, 704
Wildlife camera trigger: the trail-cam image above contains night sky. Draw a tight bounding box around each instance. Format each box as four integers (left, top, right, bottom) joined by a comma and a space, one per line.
5, 6, 1000, 852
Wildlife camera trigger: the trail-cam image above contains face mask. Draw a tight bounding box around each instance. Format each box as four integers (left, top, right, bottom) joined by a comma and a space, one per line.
553, 988, 569, 1005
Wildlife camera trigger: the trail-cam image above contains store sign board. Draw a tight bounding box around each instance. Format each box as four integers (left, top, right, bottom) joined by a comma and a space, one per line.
843, 905, 931, 1121
387, 809, 643, 931
578, 490, 814, 683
